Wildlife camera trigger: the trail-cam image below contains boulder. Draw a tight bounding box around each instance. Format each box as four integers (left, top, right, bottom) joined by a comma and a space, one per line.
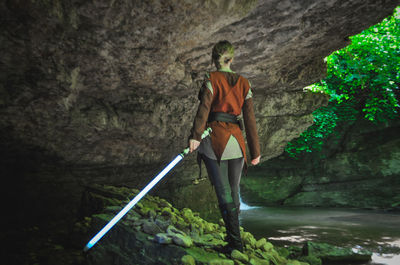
172, 233, 193, 248
255, 238, 267, 249
303, 241, 372, 263
154, 233, 172, 245
249, 257, 270, 265
231, 250, 249, 263
208, 259, 235, 265
181, 255, 196, 265
142, 220, 163, 235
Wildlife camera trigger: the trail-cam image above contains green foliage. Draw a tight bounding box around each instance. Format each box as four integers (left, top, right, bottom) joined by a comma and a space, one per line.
286, 7, 400, 158
285, 105, 338, 156
325, 7, 400, 122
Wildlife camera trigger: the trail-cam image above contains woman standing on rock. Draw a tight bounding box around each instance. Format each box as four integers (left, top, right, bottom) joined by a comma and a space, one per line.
188, 40, 261, 253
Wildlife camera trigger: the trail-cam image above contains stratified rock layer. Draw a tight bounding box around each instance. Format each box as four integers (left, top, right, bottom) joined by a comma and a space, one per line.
241, 118, 400, 209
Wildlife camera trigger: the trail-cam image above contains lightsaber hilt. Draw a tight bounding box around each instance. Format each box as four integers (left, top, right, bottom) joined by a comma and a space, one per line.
180, 127, 212, 157
83, 127, 211, 252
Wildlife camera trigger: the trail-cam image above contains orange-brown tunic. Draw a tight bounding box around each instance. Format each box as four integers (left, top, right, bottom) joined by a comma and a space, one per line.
190, 71, 260, 165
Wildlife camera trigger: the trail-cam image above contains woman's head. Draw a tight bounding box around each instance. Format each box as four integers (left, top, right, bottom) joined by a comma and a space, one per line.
211, 40, 234, 68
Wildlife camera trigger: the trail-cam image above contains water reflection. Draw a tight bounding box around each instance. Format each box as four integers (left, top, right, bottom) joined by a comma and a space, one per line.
240, 206, 400, 265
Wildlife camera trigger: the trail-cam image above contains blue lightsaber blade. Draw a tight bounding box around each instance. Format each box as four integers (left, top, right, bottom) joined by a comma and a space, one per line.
83, 127, 212, 251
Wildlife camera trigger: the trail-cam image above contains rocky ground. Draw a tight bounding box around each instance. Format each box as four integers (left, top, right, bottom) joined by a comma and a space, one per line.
82, 185, 308, 265
12, 184, 372, 265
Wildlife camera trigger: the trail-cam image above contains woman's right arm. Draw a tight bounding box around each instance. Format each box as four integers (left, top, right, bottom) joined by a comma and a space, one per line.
188, 83, 213, 151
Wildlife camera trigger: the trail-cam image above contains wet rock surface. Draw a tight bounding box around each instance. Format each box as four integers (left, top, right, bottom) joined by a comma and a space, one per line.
303, 241, 372, 263
241, 118, 400, 209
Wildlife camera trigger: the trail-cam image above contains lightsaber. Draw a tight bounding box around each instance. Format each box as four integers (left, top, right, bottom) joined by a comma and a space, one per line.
83, 127, 212, 251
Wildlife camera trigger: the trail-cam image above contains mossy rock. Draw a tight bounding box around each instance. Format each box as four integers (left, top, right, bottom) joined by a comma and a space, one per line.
286, 260, 302, 265
255, 238, 267, 249
141, 200, 159, 211
181, 255, 196, 265
192, 233, 225, 247
172, 233, 193, 248
185, 246, 223, 264
208, 258, 235, 265
298, 255, 322, 265
142, 220, 163, 235
86, 186, 303, 265
276, 247, 290, 258
154, 233, 173, 244
159, 199, 172, 208
138, 207, 152, 216
231, 249, 249, 263
242, 232, 257, 248
255, 249, 287, 265
182, 208, 195, 221
203, 222, 216, 233
175, 217, 190, 231
303, 241, 372, 262
161, 207, 173, 217
249, 257, 270, 265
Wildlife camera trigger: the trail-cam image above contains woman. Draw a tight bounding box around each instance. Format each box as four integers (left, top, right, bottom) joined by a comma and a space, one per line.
189, 40, 260, 253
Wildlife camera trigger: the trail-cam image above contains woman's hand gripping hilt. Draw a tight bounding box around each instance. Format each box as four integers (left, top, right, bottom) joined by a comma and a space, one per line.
181, 128, 212, 157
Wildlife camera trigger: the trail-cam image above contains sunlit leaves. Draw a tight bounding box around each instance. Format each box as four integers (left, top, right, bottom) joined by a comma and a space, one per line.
285, 7, 399, 158
325, 7, 400, 121
285, 106, 338, 157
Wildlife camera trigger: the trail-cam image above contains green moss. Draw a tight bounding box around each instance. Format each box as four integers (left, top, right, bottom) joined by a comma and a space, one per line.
298, 255, 322, 265
85, 185, 306, 265
181, 254, 196, 265
185, 246, 222, 263
276, 247, 290, 258
92, 213, 114, 222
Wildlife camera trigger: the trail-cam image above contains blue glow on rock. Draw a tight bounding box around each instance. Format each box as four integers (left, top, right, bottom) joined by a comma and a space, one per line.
84, 155, 183, 251
84, 127, 211, 251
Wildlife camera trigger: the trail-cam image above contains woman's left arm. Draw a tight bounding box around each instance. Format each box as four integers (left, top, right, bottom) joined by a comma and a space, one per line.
242, 97, 260, 164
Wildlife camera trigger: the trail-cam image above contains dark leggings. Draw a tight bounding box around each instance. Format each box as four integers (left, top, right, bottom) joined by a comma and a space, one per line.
201, 155, 244, 209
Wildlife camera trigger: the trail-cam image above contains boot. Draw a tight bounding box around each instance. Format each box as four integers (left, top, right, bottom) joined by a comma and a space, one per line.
218, 202, 243, 253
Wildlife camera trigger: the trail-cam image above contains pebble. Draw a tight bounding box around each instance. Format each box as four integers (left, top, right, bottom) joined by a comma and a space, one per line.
171, 233, 193, 248
154, 233, 172, 244
142, 220, 162, 235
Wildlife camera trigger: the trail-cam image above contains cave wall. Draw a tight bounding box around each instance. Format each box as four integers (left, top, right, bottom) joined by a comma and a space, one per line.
241, 118, 400, 209
1, 0, 399, 225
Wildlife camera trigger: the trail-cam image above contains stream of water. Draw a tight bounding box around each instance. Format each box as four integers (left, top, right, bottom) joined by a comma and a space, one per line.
240, 205, 400, 265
